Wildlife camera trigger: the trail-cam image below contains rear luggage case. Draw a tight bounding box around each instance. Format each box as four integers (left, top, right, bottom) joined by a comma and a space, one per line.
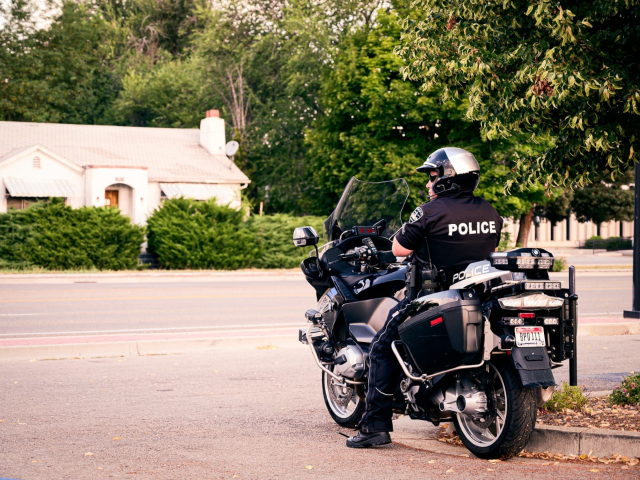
398, 298, 483, 374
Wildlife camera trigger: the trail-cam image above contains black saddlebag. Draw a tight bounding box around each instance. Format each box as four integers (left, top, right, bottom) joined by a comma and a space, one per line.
398, 299, 482, 375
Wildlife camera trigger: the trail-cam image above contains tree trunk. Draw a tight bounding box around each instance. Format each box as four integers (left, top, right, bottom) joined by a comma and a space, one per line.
516, 208, 534, 247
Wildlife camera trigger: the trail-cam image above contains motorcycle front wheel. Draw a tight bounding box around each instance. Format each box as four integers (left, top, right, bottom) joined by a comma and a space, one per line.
453, 360, 537, 459
322, 370, 365, 428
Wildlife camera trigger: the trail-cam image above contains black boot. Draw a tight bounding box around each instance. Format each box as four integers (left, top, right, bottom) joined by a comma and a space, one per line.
346, 431, 391, 448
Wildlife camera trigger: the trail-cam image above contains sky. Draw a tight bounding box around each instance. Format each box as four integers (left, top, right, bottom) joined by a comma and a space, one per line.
0, 0, 59, 30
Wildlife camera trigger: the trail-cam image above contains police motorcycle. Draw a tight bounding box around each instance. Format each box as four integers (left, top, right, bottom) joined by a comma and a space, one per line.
294, 177, 578, 459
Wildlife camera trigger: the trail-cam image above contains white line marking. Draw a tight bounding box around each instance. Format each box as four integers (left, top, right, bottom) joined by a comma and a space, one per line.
0, 313, 41, 317
0, 322, 305, 337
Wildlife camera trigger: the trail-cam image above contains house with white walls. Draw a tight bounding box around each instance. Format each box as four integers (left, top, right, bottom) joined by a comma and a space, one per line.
0, 110, 249, 224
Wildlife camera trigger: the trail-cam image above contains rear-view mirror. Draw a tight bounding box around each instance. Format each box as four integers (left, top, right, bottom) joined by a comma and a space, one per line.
293, 226, 319, 247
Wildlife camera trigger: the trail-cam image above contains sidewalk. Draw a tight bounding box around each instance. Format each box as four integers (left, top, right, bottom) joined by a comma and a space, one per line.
578, 317, 640, 335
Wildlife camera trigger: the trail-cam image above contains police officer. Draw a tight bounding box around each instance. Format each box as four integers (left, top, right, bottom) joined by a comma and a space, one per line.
347, 147, 503, 448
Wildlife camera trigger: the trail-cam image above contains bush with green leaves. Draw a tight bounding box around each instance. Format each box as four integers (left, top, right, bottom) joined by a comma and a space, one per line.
544, 382, 588, 412
146, 198, 259, 270
249, 214, 325, 269
0, 199, 144, 270
552, 257, 567, 272
610, 372, 640, 406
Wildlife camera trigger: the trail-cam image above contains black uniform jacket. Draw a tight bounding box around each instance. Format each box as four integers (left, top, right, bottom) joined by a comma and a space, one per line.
395, 192, 503, 282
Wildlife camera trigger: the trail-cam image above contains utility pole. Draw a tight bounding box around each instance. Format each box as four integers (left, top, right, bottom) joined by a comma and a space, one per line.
624, 162, 640, 319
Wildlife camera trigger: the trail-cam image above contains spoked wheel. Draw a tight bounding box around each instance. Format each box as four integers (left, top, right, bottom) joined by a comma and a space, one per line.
322, 369, 365, 428
453, 360, 537, 459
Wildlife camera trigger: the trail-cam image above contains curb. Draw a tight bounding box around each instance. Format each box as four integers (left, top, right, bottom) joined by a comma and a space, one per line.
527, 425, 640, 458
585, 390, 613, 399
579, 322, 640, 336
0, 334, 301, 361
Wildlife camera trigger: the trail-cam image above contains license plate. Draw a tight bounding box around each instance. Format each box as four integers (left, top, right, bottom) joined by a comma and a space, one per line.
515, 326, 545, 347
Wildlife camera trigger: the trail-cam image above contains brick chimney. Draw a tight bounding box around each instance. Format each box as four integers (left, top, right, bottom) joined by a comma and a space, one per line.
199, 109, 226, 155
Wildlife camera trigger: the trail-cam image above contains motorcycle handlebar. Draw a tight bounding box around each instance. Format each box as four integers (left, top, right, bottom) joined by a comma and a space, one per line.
338, 252, 360, 261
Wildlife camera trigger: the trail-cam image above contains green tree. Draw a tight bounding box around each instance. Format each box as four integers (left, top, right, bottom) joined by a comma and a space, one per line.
539, 190, 573, 226
306, 9, 489, 214
110, 57, 209, 127
305, 7, 552, 247
397, 0, 640, 190
189, 0, 386, 214
572, 173, 634, 228
0, 0, 121, 124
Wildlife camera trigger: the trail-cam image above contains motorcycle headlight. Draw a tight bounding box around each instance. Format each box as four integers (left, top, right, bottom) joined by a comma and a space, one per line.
498, 293, 565, 310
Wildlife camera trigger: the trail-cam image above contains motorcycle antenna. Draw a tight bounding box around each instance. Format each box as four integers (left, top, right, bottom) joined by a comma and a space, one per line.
313, 244, 324, 278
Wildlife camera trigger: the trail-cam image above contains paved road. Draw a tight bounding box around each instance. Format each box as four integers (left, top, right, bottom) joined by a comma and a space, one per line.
549, 271, 632, 318
0, 275, 314, 337
552, 334, 640, 391
0, 272, 633, 338
1, 344, 637, 480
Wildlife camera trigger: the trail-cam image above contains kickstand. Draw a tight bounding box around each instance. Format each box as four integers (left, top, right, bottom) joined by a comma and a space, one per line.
337, 432, 349, 438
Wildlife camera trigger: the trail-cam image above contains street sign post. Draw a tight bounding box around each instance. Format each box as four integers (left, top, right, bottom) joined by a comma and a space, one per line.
569, 265, 578, 386
624, 162, 640, 319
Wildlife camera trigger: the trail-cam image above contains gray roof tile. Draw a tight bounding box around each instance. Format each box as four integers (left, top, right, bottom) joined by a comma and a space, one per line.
0, 121, 250, 184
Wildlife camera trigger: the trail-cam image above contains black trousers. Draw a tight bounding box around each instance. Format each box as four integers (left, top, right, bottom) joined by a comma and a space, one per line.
359, 297, 408, 433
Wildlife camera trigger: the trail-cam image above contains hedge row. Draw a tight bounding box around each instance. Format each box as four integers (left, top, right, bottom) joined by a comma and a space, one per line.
0, 198, 324, 271
0, 199, 145, 270
146, 198, 324, 270
249, 213, 324, 269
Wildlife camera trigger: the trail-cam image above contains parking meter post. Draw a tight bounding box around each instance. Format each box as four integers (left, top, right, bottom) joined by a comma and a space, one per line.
569, 265, 578, 387
624, 161, 640, 319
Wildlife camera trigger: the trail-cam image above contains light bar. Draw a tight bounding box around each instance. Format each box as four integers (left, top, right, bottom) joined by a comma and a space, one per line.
524, 281, 562, 290
543, 317, 560, 325
503, 317, 524, 326
498, 293, 565, 310
538, 259, 553, 269
489, 248, 555, 272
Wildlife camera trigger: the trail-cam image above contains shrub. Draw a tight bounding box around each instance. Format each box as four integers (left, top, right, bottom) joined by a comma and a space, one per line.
146, 198, 259, 270
249, 214, 325, 269
544, 382, 588, 412
0, 199, 144, 270
584, 235, 632, 251
552, 257, 567, 272
609, 372, 640, 406
584, 235, 603, 248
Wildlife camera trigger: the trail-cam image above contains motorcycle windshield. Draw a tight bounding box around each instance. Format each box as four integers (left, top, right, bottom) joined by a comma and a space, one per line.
323, 177, 410, 243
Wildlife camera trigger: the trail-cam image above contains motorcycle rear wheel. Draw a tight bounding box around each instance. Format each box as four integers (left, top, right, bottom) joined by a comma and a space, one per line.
453, 360, 537, 459
322, 370, 365, 428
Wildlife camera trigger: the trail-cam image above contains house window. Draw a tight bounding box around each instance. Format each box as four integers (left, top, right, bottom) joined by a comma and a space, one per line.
7, 196, 51, 210
566, 215, 571, 241
33, 156, 41, 168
